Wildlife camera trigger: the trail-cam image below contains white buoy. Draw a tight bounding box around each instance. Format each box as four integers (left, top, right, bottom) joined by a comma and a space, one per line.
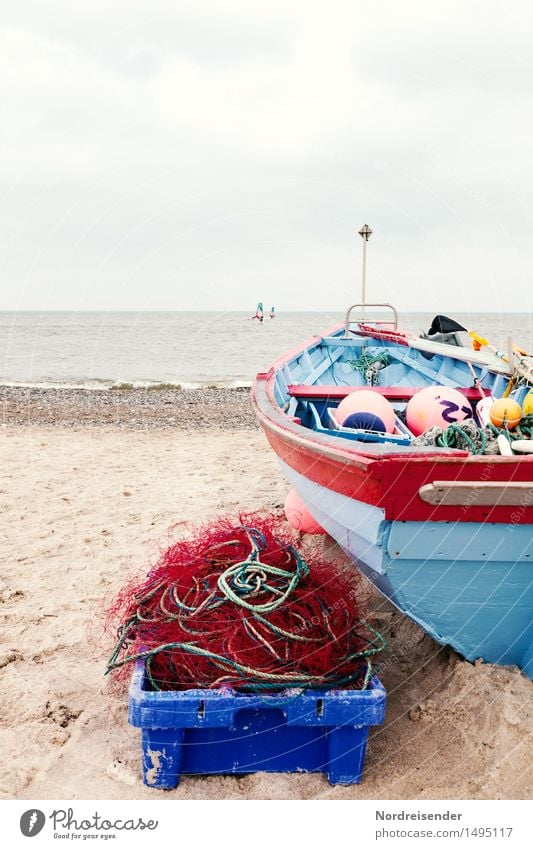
497, 434, 513, 456
509, 440, 533, 454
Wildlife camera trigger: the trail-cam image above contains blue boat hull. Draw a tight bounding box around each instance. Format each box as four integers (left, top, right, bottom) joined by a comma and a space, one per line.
279, 460, 533, 676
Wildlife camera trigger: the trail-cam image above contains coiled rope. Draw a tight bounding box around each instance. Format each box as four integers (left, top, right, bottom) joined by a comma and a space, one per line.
347, 352, 391, 386
436, 422, 489, 454
415, 414, 533, 455
106, 518, 386, 693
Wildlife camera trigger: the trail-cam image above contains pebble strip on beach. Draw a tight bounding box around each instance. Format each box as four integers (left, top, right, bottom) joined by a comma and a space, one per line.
1, 386, 259, 431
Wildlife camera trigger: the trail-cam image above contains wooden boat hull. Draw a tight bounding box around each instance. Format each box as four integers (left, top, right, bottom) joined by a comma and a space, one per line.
278, 459, 533, 675
251, 323, 533, 675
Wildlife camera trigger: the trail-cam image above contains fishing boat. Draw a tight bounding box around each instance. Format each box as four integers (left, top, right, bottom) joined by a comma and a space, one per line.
251, 227, 533, 676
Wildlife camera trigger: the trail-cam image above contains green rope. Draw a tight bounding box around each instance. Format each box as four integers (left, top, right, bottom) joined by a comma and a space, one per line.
429, 414, 533, 455
217, 546, 308, 614
489, 413, 533, 442
109, 638, 384, 692
347, 351, 391, 385
437, 422, 487, 455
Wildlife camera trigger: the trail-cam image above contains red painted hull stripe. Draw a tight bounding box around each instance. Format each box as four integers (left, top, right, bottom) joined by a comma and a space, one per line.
251, 378, 533, 525
288, 385, 485, 401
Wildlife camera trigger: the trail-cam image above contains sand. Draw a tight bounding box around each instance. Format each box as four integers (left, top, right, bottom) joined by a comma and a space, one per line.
1, 416, 532, 800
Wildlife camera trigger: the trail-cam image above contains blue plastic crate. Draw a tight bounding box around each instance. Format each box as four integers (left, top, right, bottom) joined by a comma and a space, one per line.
128, 660, 386, 787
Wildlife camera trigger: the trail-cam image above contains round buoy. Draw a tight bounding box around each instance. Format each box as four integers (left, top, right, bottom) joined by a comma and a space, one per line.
284, 488, 326, 535
343, 411, 386, 432
475, 396, 493, 427
406, 386, 473, 436
489, 398, 522, 429
336, 390, 395, 433
523, 390, 533, 417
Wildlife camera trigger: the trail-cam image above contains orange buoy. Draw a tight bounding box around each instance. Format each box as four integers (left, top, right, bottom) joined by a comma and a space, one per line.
284, 488, 326, 535
489, 398, 522, 429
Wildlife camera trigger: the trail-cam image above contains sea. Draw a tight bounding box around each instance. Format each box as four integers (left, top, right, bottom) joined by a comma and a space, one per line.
1, 311, 531, 389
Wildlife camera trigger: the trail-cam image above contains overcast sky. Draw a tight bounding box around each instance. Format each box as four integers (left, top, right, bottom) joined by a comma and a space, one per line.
1, 1, 533, 312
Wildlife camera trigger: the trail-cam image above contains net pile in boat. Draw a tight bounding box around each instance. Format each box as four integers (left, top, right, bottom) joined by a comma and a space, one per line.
412, 415, 533, 455
105, 514, 385, 692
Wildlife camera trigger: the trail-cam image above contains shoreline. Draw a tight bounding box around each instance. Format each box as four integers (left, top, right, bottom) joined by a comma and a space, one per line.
1, 385, 258, 431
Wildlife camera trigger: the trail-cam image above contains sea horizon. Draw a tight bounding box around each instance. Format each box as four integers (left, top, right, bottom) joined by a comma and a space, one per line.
1, 309, 531, 389
0, 308, 528, 314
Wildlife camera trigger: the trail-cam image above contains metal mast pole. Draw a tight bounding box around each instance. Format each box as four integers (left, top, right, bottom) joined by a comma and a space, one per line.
358, 224, 372, 317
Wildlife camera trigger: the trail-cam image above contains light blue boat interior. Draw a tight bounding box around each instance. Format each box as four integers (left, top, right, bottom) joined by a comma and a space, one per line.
273, 328, 528, 440
270, 325, 533, 676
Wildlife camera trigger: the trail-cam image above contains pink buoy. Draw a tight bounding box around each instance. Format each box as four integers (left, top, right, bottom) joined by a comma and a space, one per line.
406, 385, 473, 436
336, 389, 396, 433
284, 488, 326, 535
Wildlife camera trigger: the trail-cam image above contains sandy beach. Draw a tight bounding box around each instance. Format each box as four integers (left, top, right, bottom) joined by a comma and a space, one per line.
1, 388, 532, 800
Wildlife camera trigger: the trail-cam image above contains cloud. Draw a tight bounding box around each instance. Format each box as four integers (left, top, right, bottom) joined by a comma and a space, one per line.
1, 1, 532, 311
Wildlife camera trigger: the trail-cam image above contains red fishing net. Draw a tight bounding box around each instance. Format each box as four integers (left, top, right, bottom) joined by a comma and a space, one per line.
105, 513, 385, 692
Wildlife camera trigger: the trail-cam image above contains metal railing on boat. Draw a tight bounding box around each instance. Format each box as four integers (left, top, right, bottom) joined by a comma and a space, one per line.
344, 302, 399, 337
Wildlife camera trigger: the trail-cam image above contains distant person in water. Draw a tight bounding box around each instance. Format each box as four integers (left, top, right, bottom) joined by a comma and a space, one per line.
252, 302, 264, 322
270, 306, 275, 319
